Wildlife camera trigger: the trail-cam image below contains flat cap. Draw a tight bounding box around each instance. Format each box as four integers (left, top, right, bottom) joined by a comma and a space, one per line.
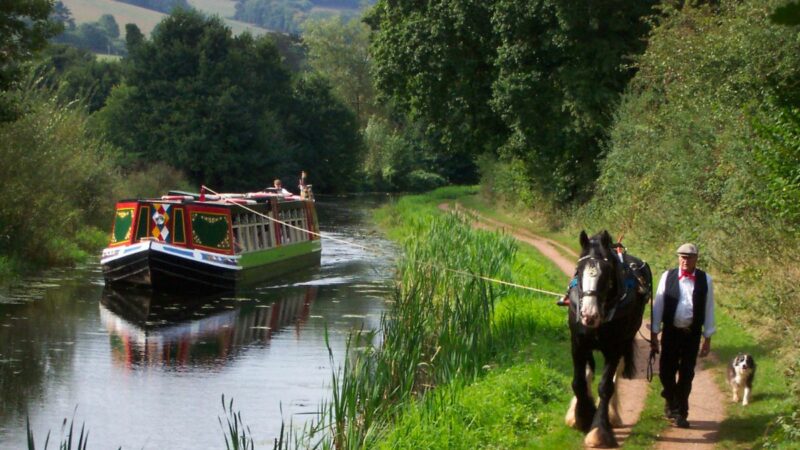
676, 243, 698, 255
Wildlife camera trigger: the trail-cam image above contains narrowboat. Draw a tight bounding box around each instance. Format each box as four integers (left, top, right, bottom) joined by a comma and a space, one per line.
100, 187, 321, 291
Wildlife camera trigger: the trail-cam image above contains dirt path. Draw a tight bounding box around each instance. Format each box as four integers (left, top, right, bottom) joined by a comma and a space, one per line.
440, 202, 724, 449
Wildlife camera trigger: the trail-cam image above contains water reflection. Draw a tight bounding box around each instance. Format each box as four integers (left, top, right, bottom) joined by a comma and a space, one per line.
99, 286, 319, 369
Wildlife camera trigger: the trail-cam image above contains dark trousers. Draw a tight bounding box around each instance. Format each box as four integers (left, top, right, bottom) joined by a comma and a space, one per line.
659, 326, 702, 418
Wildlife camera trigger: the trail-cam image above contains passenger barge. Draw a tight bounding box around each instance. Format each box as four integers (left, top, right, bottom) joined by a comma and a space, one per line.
100, 187, 321, 291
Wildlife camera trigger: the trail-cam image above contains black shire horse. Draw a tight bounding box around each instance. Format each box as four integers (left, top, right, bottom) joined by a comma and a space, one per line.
565, 230, 652, 448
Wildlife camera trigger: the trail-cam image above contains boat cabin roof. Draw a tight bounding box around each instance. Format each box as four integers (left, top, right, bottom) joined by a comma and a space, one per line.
120, 190, 307, 207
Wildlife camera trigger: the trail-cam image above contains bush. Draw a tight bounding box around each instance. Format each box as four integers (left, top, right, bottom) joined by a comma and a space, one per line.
405, 170, 446, 192
0, 93, 119, 266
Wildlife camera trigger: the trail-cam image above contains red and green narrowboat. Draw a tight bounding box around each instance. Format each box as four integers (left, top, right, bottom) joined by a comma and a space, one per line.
100, 188, 321, 291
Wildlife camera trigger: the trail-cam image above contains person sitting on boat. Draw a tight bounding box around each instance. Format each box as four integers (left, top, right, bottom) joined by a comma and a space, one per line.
273, 179, 292, 196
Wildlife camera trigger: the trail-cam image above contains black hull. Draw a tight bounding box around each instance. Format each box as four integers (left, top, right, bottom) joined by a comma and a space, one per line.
103, 248, 321, 292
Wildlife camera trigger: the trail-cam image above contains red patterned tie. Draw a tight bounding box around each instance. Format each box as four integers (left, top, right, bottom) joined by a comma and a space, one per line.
679, 270, 695, 281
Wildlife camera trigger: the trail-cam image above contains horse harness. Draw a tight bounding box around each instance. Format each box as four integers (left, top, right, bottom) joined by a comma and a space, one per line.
573, 253, 649, 324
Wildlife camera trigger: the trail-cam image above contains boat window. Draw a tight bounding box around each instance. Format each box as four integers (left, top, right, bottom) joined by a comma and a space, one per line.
135, 205, 151, 241
173, 208, 186, 244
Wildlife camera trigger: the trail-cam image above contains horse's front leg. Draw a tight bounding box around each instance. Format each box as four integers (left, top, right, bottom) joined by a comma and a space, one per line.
566, 349, 596, 432
585, 353, 621, 448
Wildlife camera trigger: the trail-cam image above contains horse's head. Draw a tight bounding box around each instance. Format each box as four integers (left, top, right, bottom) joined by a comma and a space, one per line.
575, 230, 620, 329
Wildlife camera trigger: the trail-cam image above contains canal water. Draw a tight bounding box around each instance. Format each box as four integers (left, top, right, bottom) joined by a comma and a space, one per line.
0, 196, 396, 449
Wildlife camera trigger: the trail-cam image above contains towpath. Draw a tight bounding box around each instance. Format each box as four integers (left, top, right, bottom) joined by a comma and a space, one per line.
438, 202, 724, 449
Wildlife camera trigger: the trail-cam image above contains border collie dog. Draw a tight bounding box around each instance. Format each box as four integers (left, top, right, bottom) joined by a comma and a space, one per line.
727, 353, 756, 406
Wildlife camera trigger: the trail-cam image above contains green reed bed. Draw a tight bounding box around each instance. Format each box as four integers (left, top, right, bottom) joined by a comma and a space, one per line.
280, 211, 519, 449
276, 189, 584, 449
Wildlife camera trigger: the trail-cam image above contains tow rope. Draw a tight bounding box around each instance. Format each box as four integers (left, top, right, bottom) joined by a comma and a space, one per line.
201, 186, 566, 299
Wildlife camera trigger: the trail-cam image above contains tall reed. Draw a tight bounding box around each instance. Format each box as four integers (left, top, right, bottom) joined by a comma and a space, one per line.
280, 212, 518, 449
26, 409, 90, 450
219, 395, 255, 450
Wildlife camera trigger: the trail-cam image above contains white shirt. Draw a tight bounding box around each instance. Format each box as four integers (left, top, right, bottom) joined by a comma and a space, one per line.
651, 269, 716, 338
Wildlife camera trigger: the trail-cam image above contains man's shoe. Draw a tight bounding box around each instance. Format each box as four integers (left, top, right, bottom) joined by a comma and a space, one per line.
675, 416, 690, 428
664, 406, 679, 421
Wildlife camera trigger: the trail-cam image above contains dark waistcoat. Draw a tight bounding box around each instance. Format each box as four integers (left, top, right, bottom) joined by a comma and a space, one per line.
663, 268, 707, 333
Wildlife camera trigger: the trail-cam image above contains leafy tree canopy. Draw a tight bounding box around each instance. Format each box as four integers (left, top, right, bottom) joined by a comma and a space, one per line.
0, 0, 60, 119
95, 8, 362, 192
302, 15, 374, 125
365, 0, 656, 196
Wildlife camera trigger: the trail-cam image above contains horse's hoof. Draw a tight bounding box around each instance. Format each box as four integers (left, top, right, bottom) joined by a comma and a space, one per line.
565, 397, 578, 428
584, 427, 618, 448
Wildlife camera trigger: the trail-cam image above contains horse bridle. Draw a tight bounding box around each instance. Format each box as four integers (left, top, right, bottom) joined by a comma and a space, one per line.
575, 253, 622, 323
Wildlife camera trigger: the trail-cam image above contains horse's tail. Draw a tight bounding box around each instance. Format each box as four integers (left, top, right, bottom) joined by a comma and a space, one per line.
623, 338, 636, 379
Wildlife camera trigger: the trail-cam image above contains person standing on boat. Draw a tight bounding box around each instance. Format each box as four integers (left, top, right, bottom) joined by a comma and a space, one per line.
274, 179, 292, 195
298, 171, 307, 191
299, 170, 312, 199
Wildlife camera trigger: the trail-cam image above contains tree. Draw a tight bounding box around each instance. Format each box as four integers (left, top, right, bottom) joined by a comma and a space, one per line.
51, 1, 75, 29
365, 0, 656, 200
491, 0, 656, 203
302, 16, 374, 125
96, 9, 367, 192
0, 0, 59, 119
284, 75, 364, 192
365, 0, 506, 183
32, 44, 123, 112
97, 10, 295, 189
98, 14, 120, 38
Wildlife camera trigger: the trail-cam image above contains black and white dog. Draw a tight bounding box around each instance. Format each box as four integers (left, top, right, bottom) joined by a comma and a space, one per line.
727, 353, 756, 406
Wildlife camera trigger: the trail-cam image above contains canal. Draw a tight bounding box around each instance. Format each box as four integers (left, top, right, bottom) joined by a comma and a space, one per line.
0, 196, 396, 449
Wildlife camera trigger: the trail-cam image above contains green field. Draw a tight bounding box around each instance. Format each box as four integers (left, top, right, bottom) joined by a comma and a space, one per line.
60, 0, 270, 36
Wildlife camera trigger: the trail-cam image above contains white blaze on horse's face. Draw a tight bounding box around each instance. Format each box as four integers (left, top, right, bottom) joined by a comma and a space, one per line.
580, 261, 601, 328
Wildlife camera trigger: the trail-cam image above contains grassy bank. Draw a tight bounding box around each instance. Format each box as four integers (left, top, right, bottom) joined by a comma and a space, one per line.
457, 189, 799, 448
281, 186, 583, 449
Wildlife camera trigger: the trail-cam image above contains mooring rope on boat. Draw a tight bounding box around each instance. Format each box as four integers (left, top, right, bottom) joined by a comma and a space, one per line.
202, 185, 565, 299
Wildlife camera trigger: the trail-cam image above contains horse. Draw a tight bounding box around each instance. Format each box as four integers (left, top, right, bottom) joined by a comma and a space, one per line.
564, 230, 652, 447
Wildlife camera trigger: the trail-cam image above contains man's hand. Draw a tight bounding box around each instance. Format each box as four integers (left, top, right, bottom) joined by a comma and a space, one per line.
650, 332, 660, 354
699, 337, 711, 357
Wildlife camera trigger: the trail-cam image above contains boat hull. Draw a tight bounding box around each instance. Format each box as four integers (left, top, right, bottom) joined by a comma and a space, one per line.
102, 240, 321, 291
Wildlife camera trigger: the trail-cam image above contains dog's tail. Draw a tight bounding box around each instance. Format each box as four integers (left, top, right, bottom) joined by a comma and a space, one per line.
622, 338, 636, 379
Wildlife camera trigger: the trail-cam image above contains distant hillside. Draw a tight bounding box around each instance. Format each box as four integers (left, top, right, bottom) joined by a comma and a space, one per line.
234, 0, 369, 35
60, 0, 271, 36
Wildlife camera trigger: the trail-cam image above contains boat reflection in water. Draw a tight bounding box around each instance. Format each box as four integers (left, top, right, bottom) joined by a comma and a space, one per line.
99, 286, 318, 369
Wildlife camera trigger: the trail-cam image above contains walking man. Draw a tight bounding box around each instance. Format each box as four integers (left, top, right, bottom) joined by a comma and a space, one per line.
650, 243, 716, 428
